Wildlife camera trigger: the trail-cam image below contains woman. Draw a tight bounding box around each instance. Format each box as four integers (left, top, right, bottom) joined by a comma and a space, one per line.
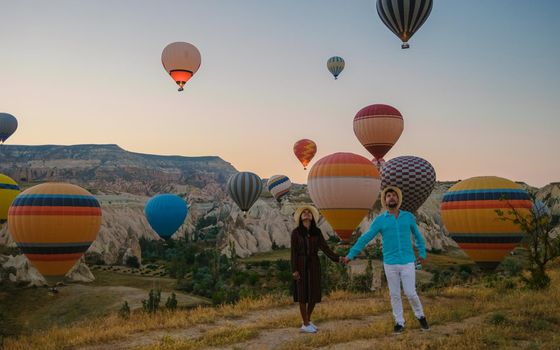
291, 205, 342, 333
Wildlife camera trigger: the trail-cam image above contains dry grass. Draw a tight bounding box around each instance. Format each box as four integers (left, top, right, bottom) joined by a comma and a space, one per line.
2, 294, 291, 350
5, 269, 560, 350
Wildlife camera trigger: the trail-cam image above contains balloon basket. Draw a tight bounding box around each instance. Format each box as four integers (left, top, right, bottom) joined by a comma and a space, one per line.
401, 43, 410, 49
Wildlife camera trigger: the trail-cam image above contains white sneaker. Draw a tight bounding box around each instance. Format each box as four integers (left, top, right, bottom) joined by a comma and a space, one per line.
309, 322, 318, 331
300, 324, 317, 333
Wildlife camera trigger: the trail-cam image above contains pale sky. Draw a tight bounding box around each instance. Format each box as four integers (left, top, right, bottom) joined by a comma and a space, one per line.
1, 1, 558, 187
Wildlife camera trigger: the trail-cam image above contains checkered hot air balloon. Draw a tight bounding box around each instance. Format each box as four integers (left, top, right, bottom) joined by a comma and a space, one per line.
380, 156, 436, 213
441, 176, 532, 269
8, 183, 102, 284
266, 175, 292, 202
307, 152, 381, 242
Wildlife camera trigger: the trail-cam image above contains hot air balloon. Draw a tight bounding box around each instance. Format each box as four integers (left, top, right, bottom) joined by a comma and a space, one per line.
353, 104, 403, 162
161, 42, 201, 91
441, 176, 532, 269
0, 174, 20, 223
293, 139, 317, 170
0, 113, 18, 144
307, 152, 381, 242
380, 156, 435, 212
145, 194, 188, 240
227, 172, 263, 215
327, 56, 345, 79
267, 175, 292, 202
372, 157, 386, 170
7, 183, 102, 284
376, 0, 433, 49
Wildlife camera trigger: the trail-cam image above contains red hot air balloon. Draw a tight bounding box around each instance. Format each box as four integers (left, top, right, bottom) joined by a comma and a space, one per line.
353, 104, 404, 162
293, 139, 317, 170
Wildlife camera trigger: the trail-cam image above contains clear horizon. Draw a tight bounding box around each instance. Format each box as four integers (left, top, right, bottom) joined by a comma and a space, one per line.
1, 1, 559, 187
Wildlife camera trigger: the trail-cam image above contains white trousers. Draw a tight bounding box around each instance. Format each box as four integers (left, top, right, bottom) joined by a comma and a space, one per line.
383, 263, 425, 325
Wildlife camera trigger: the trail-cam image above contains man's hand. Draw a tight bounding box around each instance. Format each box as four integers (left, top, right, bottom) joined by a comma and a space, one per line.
340, 256, 350, 265
418, 256, 426, 265
292, 271, 300, 280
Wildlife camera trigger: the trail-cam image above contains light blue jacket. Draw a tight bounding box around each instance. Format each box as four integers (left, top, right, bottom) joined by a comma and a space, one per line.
347, 210, 426, 265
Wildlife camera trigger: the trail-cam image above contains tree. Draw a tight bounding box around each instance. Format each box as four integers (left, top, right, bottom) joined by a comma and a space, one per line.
496, 195, 560, 289
165, 292, 178, 310
142, 289, 161, 313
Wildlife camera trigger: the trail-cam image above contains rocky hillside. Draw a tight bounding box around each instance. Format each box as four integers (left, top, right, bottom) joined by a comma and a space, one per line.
0, 144, 558, 286
0, 144, 236, 194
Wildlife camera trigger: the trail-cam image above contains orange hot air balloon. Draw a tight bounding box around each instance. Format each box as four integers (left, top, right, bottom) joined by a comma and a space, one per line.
441, 176, 532, 269
293, 139, 317, 170
307, 152, 381, 242
353, 104, 404, 161
8, 183, 102, 284
161, 42, 201, 91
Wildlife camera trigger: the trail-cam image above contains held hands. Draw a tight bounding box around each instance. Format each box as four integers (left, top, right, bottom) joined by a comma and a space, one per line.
339, 256, 350, 265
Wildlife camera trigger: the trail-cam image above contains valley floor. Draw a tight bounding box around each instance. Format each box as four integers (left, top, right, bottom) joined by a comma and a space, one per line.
4, 262, 560, 350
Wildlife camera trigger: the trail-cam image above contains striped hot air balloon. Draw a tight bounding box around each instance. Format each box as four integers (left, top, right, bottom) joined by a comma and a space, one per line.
0, 174, 20, 223
293, 139, 317, 170
380, 156, 436, 213
441, 176, 532, 269
376, 0, 433, 49
161, 42, 201, 91
354, 104, 404, 162
227, 172, 263, 215
7, 183, 102, 284
267, 175, 292, 202
327, 56, 345, 79
307, 152, 381, 242
0, 113, 18, 144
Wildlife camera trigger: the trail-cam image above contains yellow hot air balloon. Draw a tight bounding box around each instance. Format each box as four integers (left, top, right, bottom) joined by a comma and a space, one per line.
441, 176, 532, 269
161, 42, 201, 91
0, 174, 20, 223
307, 152, 381, 242
8, 183, 102, 284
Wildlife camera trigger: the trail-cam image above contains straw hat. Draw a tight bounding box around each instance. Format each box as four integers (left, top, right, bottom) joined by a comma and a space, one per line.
293, 205, 320, 224
380, 186, 403, 210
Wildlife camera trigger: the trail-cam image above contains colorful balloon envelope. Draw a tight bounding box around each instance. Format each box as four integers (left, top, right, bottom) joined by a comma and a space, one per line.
0, 174, 20, 223
227, 172, 263, 214
7, 183, 102, 283
145, 194, 188, 240
380, 156, 436, 212
293, 139, 317, 170
0, 113, 18, 144
161, 42, 201, 91
327, 56, 345, 79
376, 0, 433, 49
441, 176, 532, 269
267, 175, 292, 202
307, 152, 381, 242
354, 104, 403, 161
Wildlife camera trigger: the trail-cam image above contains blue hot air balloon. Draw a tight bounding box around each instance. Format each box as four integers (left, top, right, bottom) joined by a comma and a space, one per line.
144, 194, 188, 239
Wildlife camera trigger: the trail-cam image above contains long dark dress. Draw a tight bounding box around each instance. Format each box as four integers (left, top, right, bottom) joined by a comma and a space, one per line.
291, 226, 340, 303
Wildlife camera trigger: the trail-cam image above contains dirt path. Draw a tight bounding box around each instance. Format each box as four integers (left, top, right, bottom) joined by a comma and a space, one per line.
78, 296, 486, 350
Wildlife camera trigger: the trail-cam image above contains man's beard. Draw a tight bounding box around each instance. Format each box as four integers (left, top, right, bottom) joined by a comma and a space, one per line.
387, 202, 398, 209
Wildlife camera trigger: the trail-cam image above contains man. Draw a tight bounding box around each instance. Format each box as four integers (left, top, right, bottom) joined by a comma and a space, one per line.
342, 186, 430, 333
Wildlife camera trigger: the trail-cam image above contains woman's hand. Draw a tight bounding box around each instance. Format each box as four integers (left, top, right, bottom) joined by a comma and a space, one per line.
292, 271, 301, 280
